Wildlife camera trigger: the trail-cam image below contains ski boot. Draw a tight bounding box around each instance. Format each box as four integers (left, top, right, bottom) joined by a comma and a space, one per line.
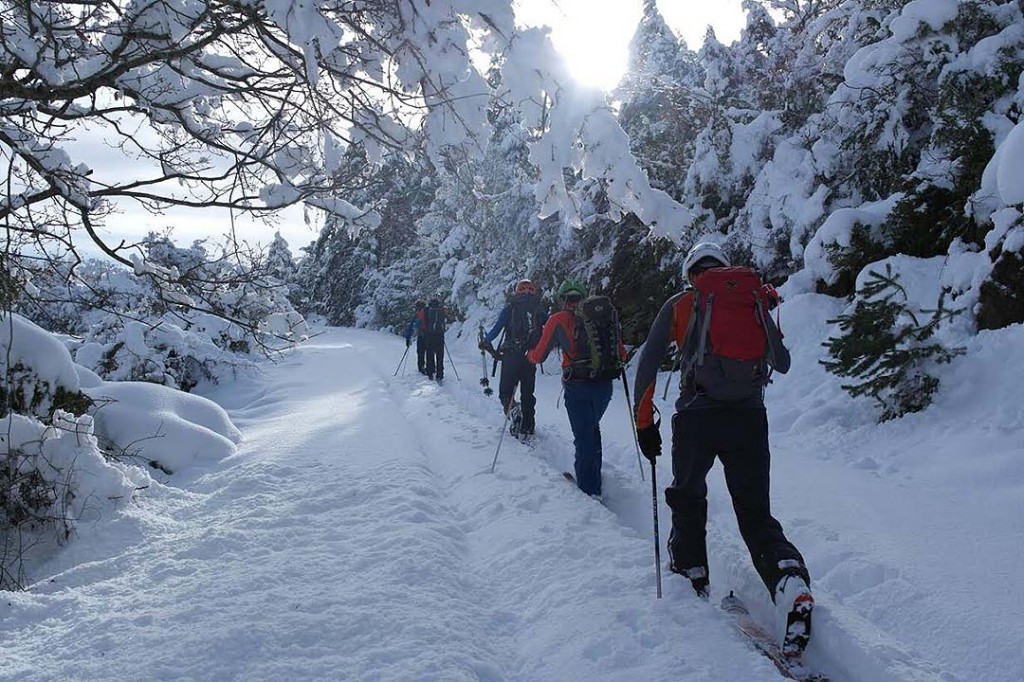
775, 572, 814, 658
672, 565, 709, 600
507, 402, 523, 439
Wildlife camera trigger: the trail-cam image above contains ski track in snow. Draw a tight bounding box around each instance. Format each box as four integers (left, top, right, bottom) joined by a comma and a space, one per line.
0, 325, 1007, 681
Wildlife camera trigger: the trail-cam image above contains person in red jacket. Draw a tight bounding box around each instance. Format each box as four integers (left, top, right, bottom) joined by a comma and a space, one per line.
404, 299, 428, 375
526, 279, 626, 499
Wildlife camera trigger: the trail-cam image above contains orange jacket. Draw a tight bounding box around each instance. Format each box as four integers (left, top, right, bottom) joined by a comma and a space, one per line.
526, 310, 628, 373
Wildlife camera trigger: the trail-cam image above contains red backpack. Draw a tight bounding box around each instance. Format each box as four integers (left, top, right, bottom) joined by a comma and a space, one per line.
680, 267, 786, 401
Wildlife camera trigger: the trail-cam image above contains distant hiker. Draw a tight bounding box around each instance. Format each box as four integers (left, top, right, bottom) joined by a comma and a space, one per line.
631, 242, 813, 656
404, 299, 429, 375
479, 279, 548, 440
423, 295, 447, 382
526, 279, 626, 499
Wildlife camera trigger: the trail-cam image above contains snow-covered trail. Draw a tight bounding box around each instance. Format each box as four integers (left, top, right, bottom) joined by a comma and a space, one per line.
1, 322, 1014, 682
2, 327, 781, 682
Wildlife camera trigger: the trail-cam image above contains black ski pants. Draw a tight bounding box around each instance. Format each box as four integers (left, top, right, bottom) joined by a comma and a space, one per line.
424, 332, 444, 379
415, 334, 427, 374
667, 407, 808, 598
498, 350, 537, 432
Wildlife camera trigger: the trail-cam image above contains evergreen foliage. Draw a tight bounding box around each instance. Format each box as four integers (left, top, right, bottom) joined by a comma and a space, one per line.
978, 244, 1024, 331
821, 265, 965, 421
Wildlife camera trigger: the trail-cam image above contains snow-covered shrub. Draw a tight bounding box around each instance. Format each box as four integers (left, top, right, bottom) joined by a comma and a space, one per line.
821, 264, 965, 421
0, 314, 93, 422
19, 234, 307, 392
0, 314, 138, 589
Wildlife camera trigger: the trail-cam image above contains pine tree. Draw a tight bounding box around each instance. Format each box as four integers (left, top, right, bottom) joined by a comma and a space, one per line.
617, 0, 705, 201
821, 264, 965, 421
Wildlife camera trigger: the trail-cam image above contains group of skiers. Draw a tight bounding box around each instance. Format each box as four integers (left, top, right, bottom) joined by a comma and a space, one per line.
403, 296, 448, 381
400, 242, 814, 659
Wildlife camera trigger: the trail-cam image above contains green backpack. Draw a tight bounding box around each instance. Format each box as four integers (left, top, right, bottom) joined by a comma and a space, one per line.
567, 296, 623, 382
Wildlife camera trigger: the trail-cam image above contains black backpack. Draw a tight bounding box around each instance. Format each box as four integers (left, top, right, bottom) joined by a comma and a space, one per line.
567, 296, 623, 382
425, 302, 445, 334
504, 297, 542, 350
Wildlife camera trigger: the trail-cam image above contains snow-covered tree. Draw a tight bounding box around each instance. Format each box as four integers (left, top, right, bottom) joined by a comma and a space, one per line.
616, 0, 705, 201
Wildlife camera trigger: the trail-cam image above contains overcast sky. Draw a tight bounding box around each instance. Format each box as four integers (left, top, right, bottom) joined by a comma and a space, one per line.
99, 0, 747, 256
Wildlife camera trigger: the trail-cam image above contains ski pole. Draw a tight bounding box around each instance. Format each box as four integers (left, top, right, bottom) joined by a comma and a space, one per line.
651, 457, 662, 599
620, 371, 645, 482
491, 329, 505, 377
478, 326, 493, 396
490, 409, 512, 473
622, 370, 662, 598
444, 344, 461, 381
393, 345, 411, 376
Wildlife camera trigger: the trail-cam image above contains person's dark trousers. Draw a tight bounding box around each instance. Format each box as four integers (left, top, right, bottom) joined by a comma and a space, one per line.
416, 334, 427, 374
563, 380, 613, 496
424, 333, 445, 379
498, 350, 537, 433
667, 407, 808, 597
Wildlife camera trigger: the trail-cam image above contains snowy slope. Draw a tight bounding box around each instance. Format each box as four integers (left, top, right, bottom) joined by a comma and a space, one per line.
2, 306, 1021, 681
1, 329, 782, 682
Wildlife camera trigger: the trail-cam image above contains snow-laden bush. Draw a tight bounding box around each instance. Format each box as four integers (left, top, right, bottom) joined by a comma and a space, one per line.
0, 313, 140, 589
19, 234, 308, 392
0, 311, 244, 588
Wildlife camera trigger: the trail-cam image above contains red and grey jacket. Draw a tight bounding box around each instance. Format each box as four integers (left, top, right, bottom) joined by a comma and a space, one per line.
633, 287, 786, 428
526, 310, 627, 377
632, 291, 693, 429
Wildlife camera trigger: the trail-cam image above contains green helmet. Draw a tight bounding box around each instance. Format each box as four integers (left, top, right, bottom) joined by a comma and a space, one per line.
557, 278, 587, 299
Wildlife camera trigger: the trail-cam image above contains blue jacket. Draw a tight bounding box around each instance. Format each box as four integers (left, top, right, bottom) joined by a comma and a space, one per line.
404, 308, 427, 342
485, 295, 548, 346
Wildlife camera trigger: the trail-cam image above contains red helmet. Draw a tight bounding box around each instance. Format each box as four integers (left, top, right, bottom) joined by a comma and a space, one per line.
515, 279, 537, 296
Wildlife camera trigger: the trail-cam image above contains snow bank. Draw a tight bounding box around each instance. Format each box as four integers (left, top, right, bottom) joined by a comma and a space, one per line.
85, 381, 242, 474
0, 312, 80, 395
990, 119, 1024, 206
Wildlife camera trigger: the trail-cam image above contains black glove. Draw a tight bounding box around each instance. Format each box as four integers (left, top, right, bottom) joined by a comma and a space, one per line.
405, 338, 411, 348
478, 340, 492, 351
637, 421, 662, 463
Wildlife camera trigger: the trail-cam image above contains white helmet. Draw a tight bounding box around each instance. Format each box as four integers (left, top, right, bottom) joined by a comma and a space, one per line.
682, 242, 730, 283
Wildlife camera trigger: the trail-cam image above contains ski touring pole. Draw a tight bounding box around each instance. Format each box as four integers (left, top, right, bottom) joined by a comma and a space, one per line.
620, 371, 645, 482
491, 329, 505, 378
490, 409, 512, 473
478, 326, 493, 396
393, 345, 411, 377
621, 369, 662, 598
651, 456, 663, 599
444, 344, 461, 381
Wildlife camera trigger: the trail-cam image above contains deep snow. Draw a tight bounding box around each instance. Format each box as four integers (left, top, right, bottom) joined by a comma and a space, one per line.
2, 300, 1022, 681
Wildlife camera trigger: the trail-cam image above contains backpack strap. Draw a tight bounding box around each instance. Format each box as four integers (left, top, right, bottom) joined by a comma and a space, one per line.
694, 292, 714, 368
753, 292, 774, 384
677, 292, 703, 384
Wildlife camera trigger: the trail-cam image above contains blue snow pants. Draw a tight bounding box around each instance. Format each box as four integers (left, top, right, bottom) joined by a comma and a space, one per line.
563, 380, 614, 496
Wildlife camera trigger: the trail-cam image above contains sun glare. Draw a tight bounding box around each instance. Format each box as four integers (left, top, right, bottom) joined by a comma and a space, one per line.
515, 0, 747, 92
551, 9, 633, 91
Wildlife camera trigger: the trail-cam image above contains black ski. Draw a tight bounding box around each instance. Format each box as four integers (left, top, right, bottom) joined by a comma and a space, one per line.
720, 592, 829, 682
